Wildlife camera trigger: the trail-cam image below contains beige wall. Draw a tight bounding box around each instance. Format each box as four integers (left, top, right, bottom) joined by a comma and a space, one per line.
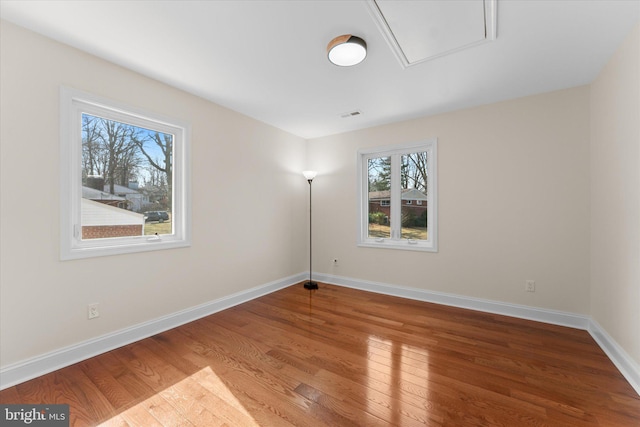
308, 86, 591, 314
0, 21, 307, 366
590, 24, 640, 364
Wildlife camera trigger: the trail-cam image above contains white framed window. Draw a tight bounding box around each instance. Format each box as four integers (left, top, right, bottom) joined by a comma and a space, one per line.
60, 87, 191, 260
357, 139, 437, 252
380, 200, 390, 206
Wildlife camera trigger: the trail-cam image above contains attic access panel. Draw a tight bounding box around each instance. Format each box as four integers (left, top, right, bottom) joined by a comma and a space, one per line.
368, 0, 497, 68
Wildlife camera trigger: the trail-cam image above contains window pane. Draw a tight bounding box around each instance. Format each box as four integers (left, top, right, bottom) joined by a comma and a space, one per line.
400, 152, 428, 240
368, 156, 391, 238
81, 113, 173, 240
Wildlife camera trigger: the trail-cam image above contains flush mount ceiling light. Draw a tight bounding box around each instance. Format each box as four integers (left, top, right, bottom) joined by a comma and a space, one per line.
327, 34, 367, 66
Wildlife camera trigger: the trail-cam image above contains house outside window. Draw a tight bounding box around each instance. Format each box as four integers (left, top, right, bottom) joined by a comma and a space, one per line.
357, 139, 437, 251
60, 87, 191, 260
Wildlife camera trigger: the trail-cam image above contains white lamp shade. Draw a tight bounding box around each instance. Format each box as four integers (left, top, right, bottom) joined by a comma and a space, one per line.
303, 170, 317, 180
327, 35, 367, 67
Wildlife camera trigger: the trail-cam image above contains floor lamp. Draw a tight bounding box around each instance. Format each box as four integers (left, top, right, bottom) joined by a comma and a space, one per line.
303, 171, 318, 290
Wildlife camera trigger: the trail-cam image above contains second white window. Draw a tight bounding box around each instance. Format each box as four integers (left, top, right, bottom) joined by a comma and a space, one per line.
358, 140, 437, 252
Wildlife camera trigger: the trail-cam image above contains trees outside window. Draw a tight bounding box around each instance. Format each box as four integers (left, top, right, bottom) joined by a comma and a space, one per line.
81, 113, 173, 217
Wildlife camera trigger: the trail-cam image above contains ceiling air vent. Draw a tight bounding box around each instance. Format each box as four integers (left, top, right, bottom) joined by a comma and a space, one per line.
340, 110, 363, 118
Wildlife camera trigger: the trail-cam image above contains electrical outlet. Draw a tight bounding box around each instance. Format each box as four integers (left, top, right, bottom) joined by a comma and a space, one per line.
88, 303, 100, 319
525, 280, 536, 292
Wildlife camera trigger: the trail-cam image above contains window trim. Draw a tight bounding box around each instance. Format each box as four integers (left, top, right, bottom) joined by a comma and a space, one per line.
357, 139, 438, 252
60, 87, 191, 260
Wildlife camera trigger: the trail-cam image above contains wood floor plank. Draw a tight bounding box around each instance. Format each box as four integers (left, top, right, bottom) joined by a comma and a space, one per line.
78, 357, 137, 412
94, 414, 131, 427
117, 402, 164, 427
134, 393, 193, 427
61, 364, 120, 424
188, 364, 299, 427
15, 370, 97, 426
1, 283, 638, 426
0, 384, 20, 403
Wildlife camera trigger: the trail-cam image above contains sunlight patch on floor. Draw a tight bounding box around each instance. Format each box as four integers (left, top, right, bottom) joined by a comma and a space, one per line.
98, 366, 260, 426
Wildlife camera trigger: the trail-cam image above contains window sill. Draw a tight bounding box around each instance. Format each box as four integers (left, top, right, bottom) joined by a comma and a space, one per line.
62, 238, 190, 260
357, 240, 438, 252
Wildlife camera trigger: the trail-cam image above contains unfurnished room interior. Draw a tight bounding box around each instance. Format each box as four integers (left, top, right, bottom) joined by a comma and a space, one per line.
0, 1, 639, 426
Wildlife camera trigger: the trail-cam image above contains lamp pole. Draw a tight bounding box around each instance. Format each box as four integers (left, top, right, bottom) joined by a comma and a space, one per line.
303, 171, 318, 290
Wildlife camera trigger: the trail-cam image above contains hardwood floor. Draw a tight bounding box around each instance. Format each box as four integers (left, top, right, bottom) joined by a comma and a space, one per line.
1, 283, 639, 426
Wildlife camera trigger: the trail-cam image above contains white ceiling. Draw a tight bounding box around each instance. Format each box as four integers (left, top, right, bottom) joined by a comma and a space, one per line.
1, 0, 638, 139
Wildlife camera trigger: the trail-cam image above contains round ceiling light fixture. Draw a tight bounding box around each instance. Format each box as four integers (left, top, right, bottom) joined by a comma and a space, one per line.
327, 34, 367, 67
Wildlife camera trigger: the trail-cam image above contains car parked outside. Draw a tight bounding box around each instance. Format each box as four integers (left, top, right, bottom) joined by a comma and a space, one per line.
144, 211, 169, 223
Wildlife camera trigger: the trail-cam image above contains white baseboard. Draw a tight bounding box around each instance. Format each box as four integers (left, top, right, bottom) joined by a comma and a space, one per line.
588, 319, 640, 395
0, 273, 306, 390
315, 273, 590, 328
316, 272, 640, 396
